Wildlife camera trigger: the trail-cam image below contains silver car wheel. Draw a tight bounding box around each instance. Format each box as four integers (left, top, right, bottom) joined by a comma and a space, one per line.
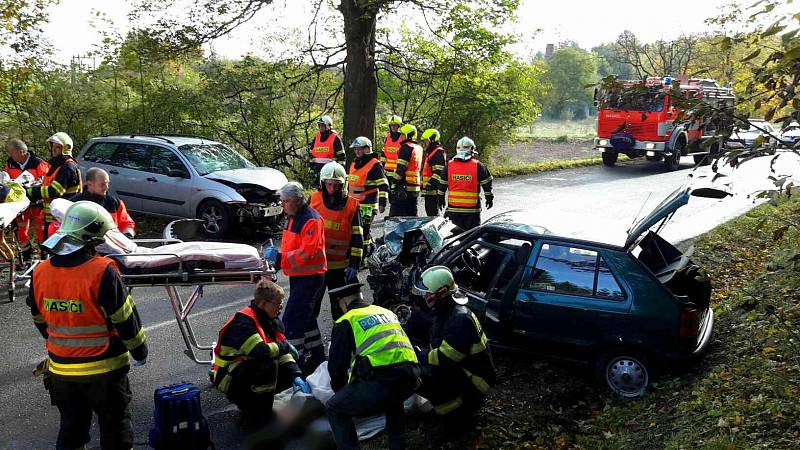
201, 206, 223, 235
606, 355, 649, 398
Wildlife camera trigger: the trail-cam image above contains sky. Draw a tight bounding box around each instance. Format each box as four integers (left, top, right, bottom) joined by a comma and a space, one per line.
46, 0, 738, 63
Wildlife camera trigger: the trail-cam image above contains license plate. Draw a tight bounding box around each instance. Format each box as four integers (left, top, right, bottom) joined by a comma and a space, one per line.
262, 205, 283, 217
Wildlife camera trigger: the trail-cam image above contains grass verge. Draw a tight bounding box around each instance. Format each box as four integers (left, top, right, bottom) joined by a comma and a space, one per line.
491, 155, 628, 178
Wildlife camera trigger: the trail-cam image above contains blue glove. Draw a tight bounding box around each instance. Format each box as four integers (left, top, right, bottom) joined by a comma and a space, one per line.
345, 267, 359, 283
263, 244, 278, 264
133, 357, 147, 367
293, 376, 312, 394
287, 342, 300, 362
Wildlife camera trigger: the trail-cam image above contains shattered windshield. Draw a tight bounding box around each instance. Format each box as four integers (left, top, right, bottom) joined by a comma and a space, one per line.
177, 143, 254, 175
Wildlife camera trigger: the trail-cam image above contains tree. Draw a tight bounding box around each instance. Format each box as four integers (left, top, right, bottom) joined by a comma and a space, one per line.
610, 30, 700, 78
542, 47, 597, 119
0, 0, 57, 53
592, 43, 635, 79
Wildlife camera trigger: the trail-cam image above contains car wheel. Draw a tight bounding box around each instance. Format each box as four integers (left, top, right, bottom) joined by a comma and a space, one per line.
602, 151, 618, 167
664, 141, 682, 171
595, 351, 651, 398
197, 199, 232, 239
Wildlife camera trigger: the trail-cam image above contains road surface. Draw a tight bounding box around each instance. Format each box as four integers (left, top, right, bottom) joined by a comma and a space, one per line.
0, 156, 765, 449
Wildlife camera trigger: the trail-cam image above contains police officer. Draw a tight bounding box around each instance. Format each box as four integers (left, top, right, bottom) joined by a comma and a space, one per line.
26, 132, 82, 240
211, 279, 310, 430
414, 266, 496, 431
308, 115, 346, 179
438, 137, 493, 231
347, 137, 388, 258
69, 167, 136, 238
263, 181, 328, 374
5, 138, 49, 261
27, 201, 147, 450
310, 162, 363, 321
420, 129, 447, 217
380, 115, 405, 180
389, 124, 422, 217
327, 283, 420, 450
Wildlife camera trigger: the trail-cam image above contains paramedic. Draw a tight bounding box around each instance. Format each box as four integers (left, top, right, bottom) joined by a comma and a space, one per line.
211, 279, 310, 429
27, 201, 147, 450
69, 167, 136, 237
5, 138, 50, 260
347, 136, 388, 258
327, 283, 420, 450
263, 181, 328, 375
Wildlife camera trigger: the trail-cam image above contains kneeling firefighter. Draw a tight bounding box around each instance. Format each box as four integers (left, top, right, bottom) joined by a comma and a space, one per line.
327, 283, 421, 450
211, 279, 310, 430
414, 266, 496, 429
310, 162, 364, 321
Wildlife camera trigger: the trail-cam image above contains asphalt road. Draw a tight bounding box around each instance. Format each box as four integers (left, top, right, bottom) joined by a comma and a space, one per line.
0, 155, 763, 449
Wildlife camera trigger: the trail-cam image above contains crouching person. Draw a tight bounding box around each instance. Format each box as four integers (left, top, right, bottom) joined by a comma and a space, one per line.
211, 279, 311, 430
327, 283, 421, 450
414, 266, 497, 431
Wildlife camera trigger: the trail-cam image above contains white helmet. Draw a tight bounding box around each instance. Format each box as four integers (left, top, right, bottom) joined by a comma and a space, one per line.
455, 136, 475, 160
47, 132, 74, 156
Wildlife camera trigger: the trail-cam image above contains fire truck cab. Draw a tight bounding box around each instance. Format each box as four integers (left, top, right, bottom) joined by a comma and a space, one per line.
594, 76, 735, 171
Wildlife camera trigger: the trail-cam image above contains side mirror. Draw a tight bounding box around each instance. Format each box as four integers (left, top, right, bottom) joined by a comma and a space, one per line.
167, 169, 190, 179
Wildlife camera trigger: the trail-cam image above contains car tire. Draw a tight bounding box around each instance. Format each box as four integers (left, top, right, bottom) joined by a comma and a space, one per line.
595, 350, 652, 398
197, 199, 232, 239
602, 151, 618, 167
664, 140, 683, 171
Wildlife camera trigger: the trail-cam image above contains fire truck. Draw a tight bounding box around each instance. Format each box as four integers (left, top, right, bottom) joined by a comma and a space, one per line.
593, 76, 735, 171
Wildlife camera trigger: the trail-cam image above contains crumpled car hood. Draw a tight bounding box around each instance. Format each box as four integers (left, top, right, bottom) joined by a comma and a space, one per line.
205, 167, 288, 191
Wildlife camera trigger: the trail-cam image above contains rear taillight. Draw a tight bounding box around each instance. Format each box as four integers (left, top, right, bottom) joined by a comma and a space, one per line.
679, 308, 701, 341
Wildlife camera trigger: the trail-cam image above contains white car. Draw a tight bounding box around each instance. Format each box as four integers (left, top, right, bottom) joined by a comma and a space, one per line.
77, 135, 287, 238
780, 121, 800, 148
730, 119, 778, 148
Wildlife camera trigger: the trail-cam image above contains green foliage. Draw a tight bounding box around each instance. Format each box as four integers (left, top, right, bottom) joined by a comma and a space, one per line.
541, 47, 597, 120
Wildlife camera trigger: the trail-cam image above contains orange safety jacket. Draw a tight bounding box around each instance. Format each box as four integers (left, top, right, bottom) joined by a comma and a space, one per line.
382, 133, 404, 173
403, 142, 423, 189
6, 155, 50, 181
280, 205, 327, 276
422, 146, 445, 189
310, 191, 360, 270
310, 132, 337, 164
34, 257, 129, 375
347, 158, 381, 203
446, 159, 481, 213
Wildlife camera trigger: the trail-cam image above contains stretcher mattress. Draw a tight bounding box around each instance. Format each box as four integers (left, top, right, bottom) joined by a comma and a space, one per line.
111, 241, 263, 274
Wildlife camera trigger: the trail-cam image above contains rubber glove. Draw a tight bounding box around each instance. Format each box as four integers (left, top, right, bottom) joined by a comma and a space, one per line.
485, 196, 494, 209
293, 377, 312, 394
263, 244, 278, 264
345, 267, 359, 283
133, 357, 147, 367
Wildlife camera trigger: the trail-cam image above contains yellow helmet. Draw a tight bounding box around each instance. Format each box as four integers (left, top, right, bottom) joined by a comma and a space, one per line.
399, 124, 418, 140
421, 129, 440, 142
387, 115, 403, 127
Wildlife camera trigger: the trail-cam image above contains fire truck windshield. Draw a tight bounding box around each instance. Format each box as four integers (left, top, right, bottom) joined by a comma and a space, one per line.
605, 91, 666, 112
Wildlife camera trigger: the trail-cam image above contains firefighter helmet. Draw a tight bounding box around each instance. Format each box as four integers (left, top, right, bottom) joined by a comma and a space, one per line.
349, 136, 373, 153
317, 115, 333, 127
47, 132, 74, 156
319, 161, 347, 185
399, 124, 418, 140
455, 136, 476, 160
387, 115, 403, 127
421, 129, 440, 143
413, 265, 467, 305
42, 201, 116, 255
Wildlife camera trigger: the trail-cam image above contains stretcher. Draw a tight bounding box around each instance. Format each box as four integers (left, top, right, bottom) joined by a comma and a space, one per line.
17, 208, 275, 364
0, 170, 37, 303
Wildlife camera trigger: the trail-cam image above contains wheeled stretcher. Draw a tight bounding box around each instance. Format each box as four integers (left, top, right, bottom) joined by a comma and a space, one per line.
17, 205, 275, 364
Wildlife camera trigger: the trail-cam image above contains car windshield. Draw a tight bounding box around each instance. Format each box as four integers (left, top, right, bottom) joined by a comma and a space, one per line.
177, 143, 254, 175
604, 90, 665, 112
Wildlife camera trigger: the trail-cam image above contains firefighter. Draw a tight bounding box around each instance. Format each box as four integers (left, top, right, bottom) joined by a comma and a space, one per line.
5, 138, 49, 261
414, 266, 496, 431
380, 115, 405, 180
69, 167, 136, 238
27, 201, 148, 450
420, 129, 447, 217
263, 181, 328, 375
327, 283, 420, 450
347, 136, 388, 258
309, 162, 363, 321
27, 132, 82, 240
438, 137, 493, 231
389, 124, 422, 217
211, 279, 310, 430
308, 115, 346, 180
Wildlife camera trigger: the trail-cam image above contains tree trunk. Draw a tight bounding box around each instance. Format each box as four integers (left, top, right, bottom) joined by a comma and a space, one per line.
339, 0, 378, 147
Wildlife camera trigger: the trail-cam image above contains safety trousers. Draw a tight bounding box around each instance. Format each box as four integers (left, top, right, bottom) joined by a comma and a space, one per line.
16, 206, 44, 248
283, 273, 326, 374
389, 196, 418, 217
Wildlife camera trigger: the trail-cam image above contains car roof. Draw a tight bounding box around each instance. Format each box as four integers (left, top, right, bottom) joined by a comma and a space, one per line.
482, 210, 628, 249
89, 135, 222, 147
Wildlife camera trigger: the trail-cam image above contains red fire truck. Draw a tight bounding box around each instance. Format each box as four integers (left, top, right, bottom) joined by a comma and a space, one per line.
594, 76, 735, 171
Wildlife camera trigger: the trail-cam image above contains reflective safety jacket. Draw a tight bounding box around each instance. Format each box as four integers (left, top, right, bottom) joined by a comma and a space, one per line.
309, 130, 346, 165
29, 252, 147, 378
69, 191, 136, 236
381, 132, 405, 175
348, 154, 388, 212
5, 152, 50, 182
440, 158, 493, 214
426, 303, 497, 415
212, 306, 300, 395
393, 140, 422, 192
280, 204, 327, 276
422, 144, 446, 196
27, 156, 82, 222
309, 191, 363, 270
333, 304, 418, 383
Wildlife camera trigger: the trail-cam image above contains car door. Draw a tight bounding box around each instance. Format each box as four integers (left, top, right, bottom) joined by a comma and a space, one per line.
512, 241, 631, 351
138, 145, 194, 217
81, 141, 143, 211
